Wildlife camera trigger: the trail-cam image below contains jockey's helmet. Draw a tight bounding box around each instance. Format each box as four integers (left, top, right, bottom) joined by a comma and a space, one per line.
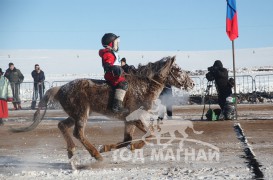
101, 33, 120, 52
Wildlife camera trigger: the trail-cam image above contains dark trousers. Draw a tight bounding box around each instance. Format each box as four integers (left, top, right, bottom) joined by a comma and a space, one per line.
10, 83, 21, 103
218, 93, 231, 111
31, 83, 44, 109
159, 86, 173, 117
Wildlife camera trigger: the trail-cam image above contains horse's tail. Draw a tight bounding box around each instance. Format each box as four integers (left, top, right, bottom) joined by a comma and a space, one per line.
10, 86, 61, 133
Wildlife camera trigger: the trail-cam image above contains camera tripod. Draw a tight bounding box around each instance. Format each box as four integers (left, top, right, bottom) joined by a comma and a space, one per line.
201, 81, 214, 120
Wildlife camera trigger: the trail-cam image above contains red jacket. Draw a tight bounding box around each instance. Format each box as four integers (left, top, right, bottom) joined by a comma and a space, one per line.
99, 48, 116, 68
99, 48, 125, 87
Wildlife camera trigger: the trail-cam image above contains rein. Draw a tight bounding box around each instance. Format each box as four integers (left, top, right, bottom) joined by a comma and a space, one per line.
124, 73, 163, 86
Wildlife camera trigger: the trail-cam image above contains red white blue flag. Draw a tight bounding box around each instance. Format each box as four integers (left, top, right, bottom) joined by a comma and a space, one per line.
226, 0, 238, 41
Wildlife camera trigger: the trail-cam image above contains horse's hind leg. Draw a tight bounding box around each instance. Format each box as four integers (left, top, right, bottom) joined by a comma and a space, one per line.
130, 120, 152, 150
73, 119, 103, 161
100, 121, 136, 152
58, 117, 76, 159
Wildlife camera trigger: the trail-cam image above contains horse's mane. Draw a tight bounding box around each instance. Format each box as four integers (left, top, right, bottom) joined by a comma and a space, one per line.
131, 56, 172, 79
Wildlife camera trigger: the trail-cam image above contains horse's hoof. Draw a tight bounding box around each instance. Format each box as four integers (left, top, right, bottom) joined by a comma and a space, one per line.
68, 147, 76, 159
95, 155, 103, 161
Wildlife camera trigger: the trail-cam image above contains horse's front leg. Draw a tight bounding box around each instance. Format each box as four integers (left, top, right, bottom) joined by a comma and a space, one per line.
100, 121, 136, 153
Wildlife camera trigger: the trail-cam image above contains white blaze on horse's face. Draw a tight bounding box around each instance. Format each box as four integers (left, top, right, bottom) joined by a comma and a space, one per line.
168, 63, 195, 91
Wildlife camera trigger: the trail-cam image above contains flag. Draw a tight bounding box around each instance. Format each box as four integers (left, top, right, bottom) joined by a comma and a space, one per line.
226, 0, 238, 41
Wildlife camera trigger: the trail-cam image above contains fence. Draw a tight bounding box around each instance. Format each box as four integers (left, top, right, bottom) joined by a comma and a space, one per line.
233, 75, 254, 94
254, 74, 273, 93
15, 74, 273, 102
189, 76, 203, 95
201, 75, 255, 95
51, 81, 72, 87
18, 81, 51, 101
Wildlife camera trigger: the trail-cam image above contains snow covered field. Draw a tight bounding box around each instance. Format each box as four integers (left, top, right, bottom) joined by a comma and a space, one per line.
1, 105, 273, 179
1, 48, 273, 179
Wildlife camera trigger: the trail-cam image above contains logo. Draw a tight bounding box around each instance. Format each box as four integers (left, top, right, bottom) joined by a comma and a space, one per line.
112, 100, 220, 164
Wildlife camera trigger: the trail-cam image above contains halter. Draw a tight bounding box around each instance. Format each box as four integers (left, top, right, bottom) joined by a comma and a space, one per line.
170, 71, 185, 87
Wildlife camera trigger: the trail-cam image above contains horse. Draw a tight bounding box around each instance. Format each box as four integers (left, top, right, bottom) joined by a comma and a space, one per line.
100, 59, 195, 152
10, 56, 194, 163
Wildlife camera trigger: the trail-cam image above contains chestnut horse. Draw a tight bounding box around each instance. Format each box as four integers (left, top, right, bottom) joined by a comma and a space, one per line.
11, 56, 194, 163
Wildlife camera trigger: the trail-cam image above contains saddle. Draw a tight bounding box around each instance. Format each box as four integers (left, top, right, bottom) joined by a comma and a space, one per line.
89, 79, 115, 109
90, 79, 108, 85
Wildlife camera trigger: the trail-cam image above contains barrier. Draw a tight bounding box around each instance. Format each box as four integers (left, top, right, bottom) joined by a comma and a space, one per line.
9, 74, 273, 103
189, 76, 203, 95
254, 74, 273, 93
14, 81, 51, 101
233, 75, 254, 94
201, 75, 254, 95
51, 81, 71, 87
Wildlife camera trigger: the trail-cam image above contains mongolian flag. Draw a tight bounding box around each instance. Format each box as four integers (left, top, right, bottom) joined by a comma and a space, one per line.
226, 0, 238, 41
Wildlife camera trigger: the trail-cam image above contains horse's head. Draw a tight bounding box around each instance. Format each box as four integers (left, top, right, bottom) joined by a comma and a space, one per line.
166, 61, 195, 91
136, 56, 175, 84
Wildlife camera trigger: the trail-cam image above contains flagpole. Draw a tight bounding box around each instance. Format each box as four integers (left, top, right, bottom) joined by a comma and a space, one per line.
232, 40, 238, 120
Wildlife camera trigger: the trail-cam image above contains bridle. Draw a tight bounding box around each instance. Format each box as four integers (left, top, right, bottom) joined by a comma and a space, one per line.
170, 70, 185, 87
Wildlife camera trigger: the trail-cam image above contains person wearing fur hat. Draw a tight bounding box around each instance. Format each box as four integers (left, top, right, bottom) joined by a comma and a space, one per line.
99, 33, 128, 114
206, 60, 232, 110
0, 68, 13, 125
4, 63, 24, 110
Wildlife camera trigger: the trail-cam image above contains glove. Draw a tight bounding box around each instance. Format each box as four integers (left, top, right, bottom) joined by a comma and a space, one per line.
7, 98, 13, 102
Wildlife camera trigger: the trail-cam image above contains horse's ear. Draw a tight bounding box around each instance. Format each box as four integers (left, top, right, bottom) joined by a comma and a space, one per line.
171, 56, 176, 65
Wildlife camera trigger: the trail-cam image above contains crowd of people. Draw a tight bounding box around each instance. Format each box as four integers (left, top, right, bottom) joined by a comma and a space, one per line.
0, 63, 45, 125
0, 32, 236, 126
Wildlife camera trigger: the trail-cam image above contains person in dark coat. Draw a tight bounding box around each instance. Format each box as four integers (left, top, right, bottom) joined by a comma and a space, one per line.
159, 84, 173, 118
31, 64, 45, 109
120, 58, 136, 73
206, 60, 232, 110
4, 63, 24, 110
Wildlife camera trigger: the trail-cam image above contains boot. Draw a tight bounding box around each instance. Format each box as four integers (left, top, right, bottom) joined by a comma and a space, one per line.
112, 89, 129, 114
12, 103, 18, 110
0, 118, 4, 126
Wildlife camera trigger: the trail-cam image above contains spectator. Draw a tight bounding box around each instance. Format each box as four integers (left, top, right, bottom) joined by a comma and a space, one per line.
31, 64, 45, 109
4, 63, 24, 110
120, 58, 136, 73
159, 84, 173, 118
206, 60, 232, 110
0, 68, 13, 125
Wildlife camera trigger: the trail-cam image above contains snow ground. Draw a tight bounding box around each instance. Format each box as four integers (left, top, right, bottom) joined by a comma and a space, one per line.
1, 48, 273, 179
1, 105, 273, 179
